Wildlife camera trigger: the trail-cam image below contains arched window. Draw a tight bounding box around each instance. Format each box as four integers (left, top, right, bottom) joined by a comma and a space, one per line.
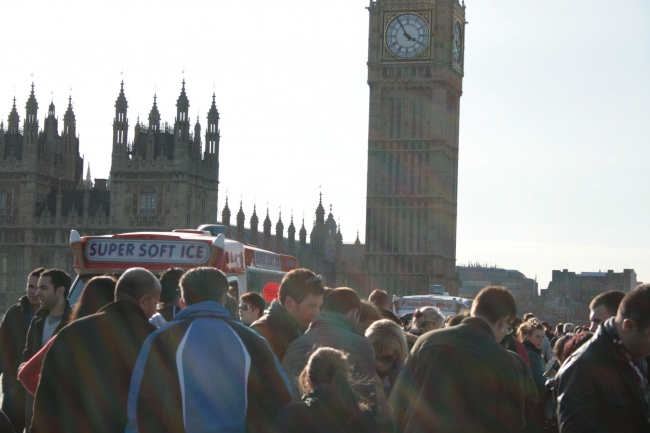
140, 188, 157, 216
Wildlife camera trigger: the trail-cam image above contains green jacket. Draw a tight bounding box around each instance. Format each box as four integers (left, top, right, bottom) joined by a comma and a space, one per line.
250, 300, 305, 363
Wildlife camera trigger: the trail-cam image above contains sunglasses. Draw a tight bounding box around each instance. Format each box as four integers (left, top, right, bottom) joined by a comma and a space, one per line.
306, 274, 323, 284
377, 354, 396, 365
238, 304, 250, 312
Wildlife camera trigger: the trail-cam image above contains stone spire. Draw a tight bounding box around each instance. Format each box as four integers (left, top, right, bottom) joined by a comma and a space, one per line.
275, 211, 285, 253
287, 213, 296, 256
316, 191, 325, 225
263, 208, 272, 251
250, 204, 259, 246
299, 217, 307, 250
221, 196, 231, 227
148, 94, 160, 129
236, 201, 245, 243
84, 164, 93, 189
7, 97, 19, 133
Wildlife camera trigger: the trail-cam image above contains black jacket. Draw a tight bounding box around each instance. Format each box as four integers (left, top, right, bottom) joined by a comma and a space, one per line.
30, 300, 156, 433
390, 317, 527, 433
274, 388, 380, 433
0, 296, 35, 393
0, 296, 35, 431
22, 300, 71, 363
554, 318, 650, 433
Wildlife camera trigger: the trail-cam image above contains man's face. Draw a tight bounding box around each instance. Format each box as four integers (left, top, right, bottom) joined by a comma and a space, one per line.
286, 294, 323, 327
26, 275, 41, 307
239, 302, 260, 326
36, 276, 61, 312
141, 285, 163, 319
624, 322, 650, 361
589, 305, 613, 332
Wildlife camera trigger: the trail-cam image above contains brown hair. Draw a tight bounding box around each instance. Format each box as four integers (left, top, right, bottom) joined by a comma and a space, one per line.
298, 348, 368, 427
590, 290, 626, 317
323, 288, 361, 315
279, 268, 325, 305
28, 267, 46, 279
40, 269, 72, 297
618, 284, 650, 331
240, 292, 265, 313
471, 286, 517, 324
368, 289, 390, 309
517, 318, 544, 341
69, 276, 116, 322
180, 267, 228, 306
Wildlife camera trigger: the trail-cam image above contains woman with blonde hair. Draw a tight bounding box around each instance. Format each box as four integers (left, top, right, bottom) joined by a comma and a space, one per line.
274, 347, 379, 433
365, 319, 409, 396
409, 306, 445, 336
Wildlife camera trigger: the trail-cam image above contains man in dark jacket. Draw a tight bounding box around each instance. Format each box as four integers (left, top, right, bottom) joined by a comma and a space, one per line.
0, 267, 43, 432
22, 269, 72, 363
22, 268, 72, 432
555, 284, 650, 432
30, 268, 160, 433
251, 268, 324, 362
368, 289, 400, 325
390, 286, 526, 433
126, 267, 292, 433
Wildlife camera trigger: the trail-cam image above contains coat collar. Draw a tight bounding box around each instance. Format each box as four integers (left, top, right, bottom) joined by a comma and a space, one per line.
174, 300, 231, 321
98, 299, 148, 322
308, 311, 363, 336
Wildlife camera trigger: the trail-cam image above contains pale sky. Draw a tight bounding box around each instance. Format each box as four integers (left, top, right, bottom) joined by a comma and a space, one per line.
1, 1, 649, 291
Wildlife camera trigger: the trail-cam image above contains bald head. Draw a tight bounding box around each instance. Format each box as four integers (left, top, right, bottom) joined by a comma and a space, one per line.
116, 268, 161, 301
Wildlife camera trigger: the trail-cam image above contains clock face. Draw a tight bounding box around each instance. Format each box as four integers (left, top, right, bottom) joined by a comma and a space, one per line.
453, 21, 463, 65
385, 14, 430, 59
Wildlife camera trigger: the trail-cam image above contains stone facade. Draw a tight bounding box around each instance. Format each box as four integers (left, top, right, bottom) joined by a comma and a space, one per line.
539, 269, 641, 324
364, 0, 465, 295
457, 265, 540, 315
0, 81, 220, 313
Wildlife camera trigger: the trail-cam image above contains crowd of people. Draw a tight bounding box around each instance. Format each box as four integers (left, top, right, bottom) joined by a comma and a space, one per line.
0, 265, 648, 432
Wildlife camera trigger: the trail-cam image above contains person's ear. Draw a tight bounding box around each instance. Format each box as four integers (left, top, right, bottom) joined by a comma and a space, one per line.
139, 295, 148, 310
622, 318, 637, 334
219, 293, 226, 306
497, 316, 510, 332
179, 298, 187, 310
284, 295, 295, 310
56, 286, 65, 298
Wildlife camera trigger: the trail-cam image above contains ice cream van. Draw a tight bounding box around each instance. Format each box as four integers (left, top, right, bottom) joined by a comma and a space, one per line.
392, 294, 473, 319
67, 229, 299, 304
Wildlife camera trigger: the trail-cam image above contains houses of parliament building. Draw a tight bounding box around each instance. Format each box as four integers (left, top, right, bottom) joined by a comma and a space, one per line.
0, 0, 467, 311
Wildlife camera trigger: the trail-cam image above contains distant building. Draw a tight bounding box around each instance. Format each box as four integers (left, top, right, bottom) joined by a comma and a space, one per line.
540, 269, 641, 323
0, 81, 220, 313
457, 264, 538, 313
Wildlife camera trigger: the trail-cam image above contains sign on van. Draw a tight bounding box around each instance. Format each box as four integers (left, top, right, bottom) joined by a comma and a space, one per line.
397, 298, 456, 312
85, 239, 210, 264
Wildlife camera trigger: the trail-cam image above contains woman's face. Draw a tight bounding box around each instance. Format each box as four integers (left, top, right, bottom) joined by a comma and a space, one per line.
527, 329, 545, 349
375, 348, 397, 373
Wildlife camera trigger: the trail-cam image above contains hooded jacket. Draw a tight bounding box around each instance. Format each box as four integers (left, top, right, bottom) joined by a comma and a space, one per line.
250, 300, 305, 363
126, 301, 292, 433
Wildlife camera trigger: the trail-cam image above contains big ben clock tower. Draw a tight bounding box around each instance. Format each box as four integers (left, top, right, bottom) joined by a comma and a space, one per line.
365, 0, 465, 295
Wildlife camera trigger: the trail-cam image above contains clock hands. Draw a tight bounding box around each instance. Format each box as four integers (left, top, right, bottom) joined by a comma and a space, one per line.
396, 17, 416, 42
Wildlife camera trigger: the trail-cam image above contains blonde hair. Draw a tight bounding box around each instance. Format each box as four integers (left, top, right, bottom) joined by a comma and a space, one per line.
517, 318, 545, 341
411, 306, 444, 331
365, 319, 409, 368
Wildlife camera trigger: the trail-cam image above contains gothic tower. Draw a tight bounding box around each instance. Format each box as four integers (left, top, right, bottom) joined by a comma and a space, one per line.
365, 0, 466, 295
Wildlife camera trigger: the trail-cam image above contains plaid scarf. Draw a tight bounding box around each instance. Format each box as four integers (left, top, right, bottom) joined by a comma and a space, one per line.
602, 318, 650, 424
